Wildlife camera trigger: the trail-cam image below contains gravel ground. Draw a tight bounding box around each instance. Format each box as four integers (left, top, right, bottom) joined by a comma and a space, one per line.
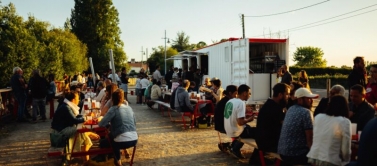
0, 88, 321, 166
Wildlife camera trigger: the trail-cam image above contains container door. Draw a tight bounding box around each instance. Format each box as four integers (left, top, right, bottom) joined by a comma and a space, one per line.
231, 39, 249, 86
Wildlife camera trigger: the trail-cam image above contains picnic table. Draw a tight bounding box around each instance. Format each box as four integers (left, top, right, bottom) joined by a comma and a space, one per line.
0, 88, 14, 120
69, 123, 113, 159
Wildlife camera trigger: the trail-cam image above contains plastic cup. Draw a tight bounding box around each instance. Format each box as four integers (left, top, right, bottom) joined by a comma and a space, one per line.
201, 96, 205, 100
351, 123, 357, 135
358, 131, 362, 141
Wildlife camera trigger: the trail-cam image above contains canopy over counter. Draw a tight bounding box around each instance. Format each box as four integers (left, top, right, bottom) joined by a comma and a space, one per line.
167, 50, 207, 60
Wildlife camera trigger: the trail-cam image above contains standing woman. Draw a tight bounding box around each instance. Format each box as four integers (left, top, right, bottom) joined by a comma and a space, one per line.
46, 74, 57, 105
277, 68, 283, 83
307, 95, 351, 165
99, 89, 138, 166
298, 70, 310, 90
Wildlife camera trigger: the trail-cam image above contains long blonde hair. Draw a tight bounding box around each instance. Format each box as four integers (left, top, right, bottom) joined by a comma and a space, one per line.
300, 70, 308, 79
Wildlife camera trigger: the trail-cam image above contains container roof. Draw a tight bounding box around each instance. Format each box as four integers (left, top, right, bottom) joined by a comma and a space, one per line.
168, 51, 207, 60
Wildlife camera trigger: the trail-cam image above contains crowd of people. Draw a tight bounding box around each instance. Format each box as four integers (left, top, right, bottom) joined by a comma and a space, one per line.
8, 55, 377, 165
212, 56, 377, 165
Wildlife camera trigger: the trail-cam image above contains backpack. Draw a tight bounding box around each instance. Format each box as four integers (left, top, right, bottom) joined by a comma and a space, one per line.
170, 88, 178, 109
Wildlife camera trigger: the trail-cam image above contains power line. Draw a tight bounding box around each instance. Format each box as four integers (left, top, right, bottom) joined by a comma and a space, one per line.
289, 4, 377, 31
251, 4, 377, 37
244, 0, 330, 18
290, 8, 377, 32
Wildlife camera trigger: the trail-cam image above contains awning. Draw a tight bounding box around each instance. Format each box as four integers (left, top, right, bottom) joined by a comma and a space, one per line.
167, 50, 207, 60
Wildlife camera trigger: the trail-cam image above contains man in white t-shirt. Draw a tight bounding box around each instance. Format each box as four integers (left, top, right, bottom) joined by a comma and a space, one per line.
224, 84, 255, 159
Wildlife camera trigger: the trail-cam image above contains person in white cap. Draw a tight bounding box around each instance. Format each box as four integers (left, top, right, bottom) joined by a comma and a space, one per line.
278, 88, 318, 165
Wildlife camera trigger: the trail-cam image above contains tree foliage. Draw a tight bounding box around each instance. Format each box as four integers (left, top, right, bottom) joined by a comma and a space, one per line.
0, 2, 88, 87
70, 0, 127, 73
147, 46, 178, 75
293, 46, 327, 67
171, 31, 193, 52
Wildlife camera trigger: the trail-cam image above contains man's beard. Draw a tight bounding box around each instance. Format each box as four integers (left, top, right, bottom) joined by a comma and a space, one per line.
302, 101, 313, 109
279, 98, 288, 108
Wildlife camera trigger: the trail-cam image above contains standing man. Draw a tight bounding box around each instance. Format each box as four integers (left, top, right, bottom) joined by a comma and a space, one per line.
348, 56, 367, 100
348, 84, 375, 131
10, 67, 30, 122
366, 64, 377, 110
165, 65, 174, 90
152, 65, 163, 82
256, 83, 290, 154
280, 65, 293, 85
224, 84, 255, 159
120, 67, 130, 103
278, 88, 317, 165
28, 69, 49, 123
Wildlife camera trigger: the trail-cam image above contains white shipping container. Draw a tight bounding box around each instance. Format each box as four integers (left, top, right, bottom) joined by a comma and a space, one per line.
170, 38, 289, 103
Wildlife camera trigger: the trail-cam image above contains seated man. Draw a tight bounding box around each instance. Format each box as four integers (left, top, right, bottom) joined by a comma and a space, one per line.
175, 80, 195, 123
224, 84, 255, 159
256, 83, 290, 153
200, 77, 214, 101
349, 84, 375, 131
278, 88, 317, 165
314, 84, 346, 116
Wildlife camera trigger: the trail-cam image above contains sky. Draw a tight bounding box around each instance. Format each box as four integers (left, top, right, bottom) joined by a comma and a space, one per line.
2, 0, 377, 67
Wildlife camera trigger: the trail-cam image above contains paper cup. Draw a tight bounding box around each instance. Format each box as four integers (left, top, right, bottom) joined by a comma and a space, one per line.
351, 123, 357, 135
358, 131, 362, 141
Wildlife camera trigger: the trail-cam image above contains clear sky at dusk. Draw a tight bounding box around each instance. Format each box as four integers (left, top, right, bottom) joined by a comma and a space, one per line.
2, 0, 377, 67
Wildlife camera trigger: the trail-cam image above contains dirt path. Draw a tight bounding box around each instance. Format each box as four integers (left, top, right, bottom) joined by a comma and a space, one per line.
0, 94, 255, 166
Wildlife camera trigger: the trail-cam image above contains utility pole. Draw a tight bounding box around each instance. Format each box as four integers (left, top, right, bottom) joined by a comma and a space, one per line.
146, 48, 148, 74
140, 46, 144, 69
163, 30, 168, 75
241, 14, 245, 38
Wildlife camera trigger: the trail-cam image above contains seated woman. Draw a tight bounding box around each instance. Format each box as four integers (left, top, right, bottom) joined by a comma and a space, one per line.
147, 79, 162, 108
99, 89, 138, 166
51, 91, 99, 161
307, 95, 351, 165
100, 83, 119, 116
150, 80, 162, 101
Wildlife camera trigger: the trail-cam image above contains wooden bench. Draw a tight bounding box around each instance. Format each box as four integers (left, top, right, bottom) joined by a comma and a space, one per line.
241, 138, 282, 166
149, 100, 177, 122
47, 147, 65, 157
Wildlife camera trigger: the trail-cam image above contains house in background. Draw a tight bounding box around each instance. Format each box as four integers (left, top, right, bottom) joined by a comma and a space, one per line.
128, 58, 148, 74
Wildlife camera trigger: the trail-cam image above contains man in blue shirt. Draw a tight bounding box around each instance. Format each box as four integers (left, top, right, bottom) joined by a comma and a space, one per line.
278, 88, 318, 165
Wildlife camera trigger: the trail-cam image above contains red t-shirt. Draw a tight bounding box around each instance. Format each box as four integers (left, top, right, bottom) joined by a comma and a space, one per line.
366, 82, 377, 106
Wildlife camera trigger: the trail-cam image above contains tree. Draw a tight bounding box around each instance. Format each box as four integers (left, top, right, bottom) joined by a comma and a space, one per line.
0, 3, 39, 86
70, 0, 127, 73
171, 31, 192, 52
0, 2, 89, 87
293, 46, 327, 67
147, 46, 178, 75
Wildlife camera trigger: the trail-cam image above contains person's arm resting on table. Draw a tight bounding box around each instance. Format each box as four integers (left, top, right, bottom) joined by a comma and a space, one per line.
99, 106, 116, 127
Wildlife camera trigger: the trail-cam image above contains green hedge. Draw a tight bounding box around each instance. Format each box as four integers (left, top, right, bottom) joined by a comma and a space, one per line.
290, 67, 352, 76
293, 75, 348, 89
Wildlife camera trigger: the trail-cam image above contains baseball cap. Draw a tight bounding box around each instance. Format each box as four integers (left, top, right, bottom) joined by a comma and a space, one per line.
210, 77, 219, 82
294, 88, 319, 99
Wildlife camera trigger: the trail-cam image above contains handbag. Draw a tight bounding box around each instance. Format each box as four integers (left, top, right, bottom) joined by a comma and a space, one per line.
50, 132, 66, 147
